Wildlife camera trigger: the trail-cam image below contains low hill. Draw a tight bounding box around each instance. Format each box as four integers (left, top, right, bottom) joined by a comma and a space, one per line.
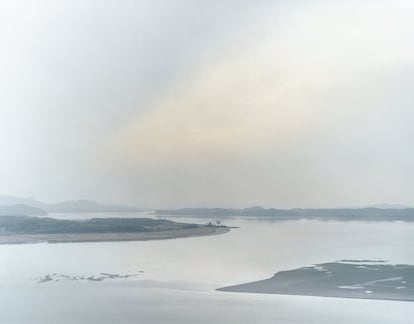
155, 206, 414, 221
0, 215, 198, 234
46, 200, 142, 213
0, 195, 45, 208
0, 204, 47, 216
0, 196, 142, 214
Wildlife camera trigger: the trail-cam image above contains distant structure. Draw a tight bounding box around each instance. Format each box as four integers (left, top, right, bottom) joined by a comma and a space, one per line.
207, 220, 222, 226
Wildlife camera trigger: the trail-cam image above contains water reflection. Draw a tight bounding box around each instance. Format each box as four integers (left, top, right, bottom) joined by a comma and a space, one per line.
1, 216, 414, 323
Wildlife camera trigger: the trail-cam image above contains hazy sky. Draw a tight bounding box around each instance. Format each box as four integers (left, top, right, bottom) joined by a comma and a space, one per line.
1, 0, 413, 208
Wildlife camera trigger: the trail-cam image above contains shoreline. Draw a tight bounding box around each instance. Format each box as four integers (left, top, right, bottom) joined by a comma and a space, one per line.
217, 287, 414, 303
0, 226, 230, 245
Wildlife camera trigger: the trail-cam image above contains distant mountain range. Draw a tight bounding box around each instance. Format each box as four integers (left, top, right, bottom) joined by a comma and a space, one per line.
0, 196, 45, 209
155, 206, 414, 221
1, 195, 413, 221
0, 204, 47, 216
46, 200, 144, 213
365, 203, 411, 209
0, 195, 143, 215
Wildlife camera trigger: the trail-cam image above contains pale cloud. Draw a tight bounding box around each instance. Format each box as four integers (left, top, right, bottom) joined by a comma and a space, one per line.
108, 0, 413, 161
105, 0, 414, 207
1, 0, 414, 207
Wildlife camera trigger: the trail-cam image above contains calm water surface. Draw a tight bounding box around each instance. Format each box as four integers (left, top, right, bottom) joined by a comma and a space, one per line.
1, 213, 413, 323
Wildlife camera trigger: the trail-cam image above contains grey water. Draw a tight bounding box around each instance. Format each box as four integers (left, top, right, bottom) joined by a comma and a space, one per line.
1, 214, 414, 323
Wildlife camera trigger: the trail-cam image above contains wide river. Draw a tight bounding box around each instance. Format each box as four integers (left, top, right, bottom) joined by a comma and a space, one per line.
1, 212, 413, 323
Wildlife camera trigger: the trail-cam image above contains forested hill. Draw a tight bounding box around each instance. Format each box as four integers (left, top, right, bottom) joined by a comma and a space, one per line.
0, 216, 202, 235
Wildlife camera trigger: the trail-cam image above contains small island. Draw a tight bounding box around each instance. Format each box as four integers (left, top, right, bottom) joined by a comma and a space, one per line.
0, 215, 229, 244
218, 261, 414, 302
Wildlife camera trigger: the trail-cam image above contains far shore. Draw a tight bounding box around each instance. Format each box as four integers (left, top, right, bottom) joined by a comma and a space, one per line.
0, 226, 230, 245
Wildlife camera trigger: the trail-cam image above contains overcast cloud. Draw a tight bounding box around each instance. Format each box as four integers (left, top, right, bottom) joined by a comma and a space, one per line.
1, 0, 413, 208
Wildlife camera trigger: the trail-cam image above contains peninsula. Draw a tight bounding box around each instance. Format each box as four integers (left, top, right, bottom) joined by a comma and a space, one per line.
0, 215, 229, 244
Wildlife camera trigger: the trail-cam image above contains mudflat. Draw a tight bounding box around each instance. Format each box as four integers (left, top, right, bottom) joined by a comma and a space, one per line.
218, 261, 414, 302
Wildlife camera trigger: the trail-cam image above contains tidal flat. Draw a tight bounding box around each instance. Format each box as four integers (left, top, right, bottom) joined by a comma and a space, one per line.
218, 261, 414, 302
